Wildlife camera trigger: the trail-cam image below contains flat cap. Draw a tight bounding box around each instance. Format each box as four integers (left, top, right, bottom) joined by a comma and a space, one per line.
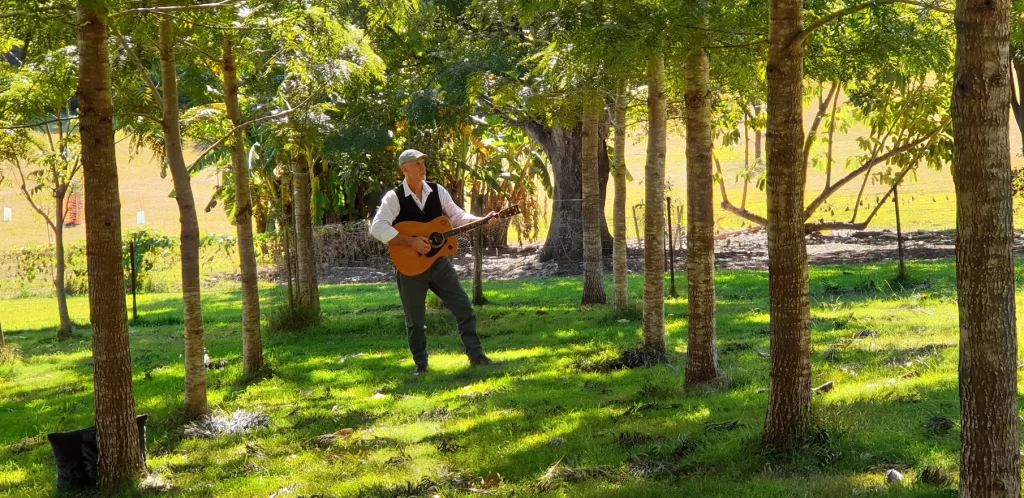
398, 149, 427, 167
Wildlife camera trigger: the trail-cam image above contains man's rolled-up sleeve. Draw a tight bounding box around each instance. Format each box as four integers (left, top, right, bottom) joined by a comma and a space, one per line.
370, 191, 401, 244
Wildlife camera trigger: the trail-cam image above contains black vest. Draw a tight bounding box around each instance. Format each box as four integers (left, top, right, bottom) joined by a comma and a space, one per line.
393, 182, 443, 224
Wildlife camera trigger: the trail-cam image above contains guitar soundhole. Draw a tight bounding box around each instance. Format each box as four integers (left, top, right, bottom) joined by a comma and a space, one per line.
429, 232, 444, 245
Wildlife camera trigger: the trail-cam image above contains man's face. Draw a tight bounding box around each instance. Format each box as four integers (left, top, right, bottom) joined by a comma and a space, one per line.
401, 157, 426, 183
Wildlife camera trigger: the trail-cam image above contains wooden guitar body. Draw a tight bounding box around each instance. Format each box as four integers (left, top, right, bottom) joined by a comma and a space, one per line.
389, 216, 459, 276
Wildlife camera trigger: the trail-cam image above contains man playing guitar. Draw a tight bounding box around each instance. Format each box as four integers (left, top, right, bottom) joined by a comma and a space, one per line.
369, 149, 498, 375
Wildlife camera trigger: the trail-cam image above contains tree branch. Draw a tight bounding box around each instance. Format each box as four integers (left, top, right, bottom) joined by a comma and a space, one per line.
794, 0, 953, 47
720, 199, 769, 226
186, 91, 322, 173
14, 161, 55, 231
114, 0, 240, 17
113, 31, 165, 114
803, 124, 943, 220
0, 116, 78, 131
803, 81, 839, 166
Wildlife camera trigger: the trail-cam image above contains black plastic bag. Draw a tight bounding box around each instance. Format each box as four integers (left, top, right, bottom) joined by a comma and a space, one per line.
47, 414, 148, 491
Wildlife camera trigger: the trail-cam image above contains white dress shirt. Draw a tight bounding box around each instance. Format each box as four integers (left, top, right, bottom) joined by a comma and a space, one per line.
369, 179, 483, 244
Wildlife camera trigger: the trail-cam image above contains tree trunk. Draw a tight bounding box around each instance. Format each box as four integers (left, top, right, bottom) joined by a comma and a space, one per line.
223, 37, 263, 374
55, 192, 73, 340
160, 18, 208, 421
643, 55, 667, 356
684, 45, 720, 387
762, 0, 813, 451
1010, 57, 1024, 155
292, 153, 320, 314
472, 193, 486, 305
519, 122, 611, 262
581, 102, 606, 305
953, 0, 1021, 495
281, 167, 296, 310
612, 83, 629, 310
77, 2, 143, 490
0, 320, 4, 348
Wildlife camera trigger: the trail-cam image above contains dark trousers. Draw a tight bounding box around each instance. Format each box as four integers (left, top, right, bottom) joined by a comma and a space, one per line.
396, 257, 484, 365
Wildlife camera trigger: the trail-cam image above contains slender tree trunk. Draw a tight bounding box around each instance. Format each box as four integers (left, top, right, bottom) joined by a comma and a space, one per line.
0, 320, 4, 348
1010, 58, 1024, 155
472, 193, 486, 305
762, 0, 813, 451
77, 2, 143, 489
643, 55, 667, 356
223, 37, 263, 373
825, 82, 840, 189
581, 102, 607, 305
292, 153, 320, 314
159, 18, 208, 421
280, 168, 296, 310
612, 83, 629, 309
55, 193, 73, 340
684, 45, 720, 386
953, 0, 1021, 495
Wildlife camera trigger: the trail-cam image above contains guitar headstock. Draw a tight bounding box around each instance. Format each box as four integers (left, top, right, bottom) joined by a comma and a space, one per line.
496, 204, 521, 219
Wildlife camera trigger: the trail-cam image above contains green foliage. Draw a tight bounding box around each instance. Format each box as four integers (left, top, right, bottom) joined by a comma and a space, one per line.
122, 228, 176, 292
0, 244, 87, 297
266, 304, 324, 332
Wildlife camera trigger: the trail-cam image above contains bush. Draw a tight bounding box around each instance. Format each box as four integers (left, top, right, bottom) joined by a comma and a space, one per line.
267, 304, 323, 332
0, 344, 22, 365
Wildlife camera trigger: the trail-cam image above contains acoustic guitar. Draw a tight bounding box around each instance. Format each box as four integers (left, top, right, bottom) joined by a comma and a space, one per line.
389, 204, 521, 276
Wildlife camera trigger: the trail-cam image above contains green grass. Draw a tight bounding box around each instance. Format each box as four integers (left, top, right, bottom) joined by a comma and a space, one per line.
2, 260, 1021, 497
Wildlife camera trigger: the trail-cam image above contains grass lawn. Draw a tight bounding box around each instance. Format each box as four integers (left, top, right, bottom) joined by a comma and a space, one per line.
2, 260, 1022, 497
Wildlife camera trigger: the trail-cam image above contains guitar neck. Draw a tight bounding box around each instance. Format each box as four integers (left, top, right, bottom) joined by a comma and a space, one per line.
442, 217, 493, 239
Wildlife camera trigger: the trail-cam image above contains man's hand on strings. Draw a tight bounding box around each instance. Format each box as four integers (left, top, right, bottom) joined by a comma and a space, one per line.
485, 211, 500, 228
411, 236, 431, 255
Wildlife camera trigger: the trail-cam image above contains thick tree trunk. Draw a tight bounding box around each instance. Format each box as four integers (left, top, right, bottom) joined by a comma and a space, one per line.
762, 0, 813, 451
223, 37, 263, 374
684, 46, 720, 387
160, 18, 208, 421
643, 55, 667, 356
612, 84, 629, 310
952, 1, 1021, 495
77, 2, 143, 490
292, 153, 320, 314
581, 103, 606, 305
520, 123, 611, 262
55, 194, 73, 340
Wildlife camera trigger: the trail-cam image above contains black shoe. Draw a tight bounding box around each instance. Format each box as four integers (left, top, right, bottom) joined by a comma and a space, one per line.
414, 364, 429, 376
469, 355, 495, 366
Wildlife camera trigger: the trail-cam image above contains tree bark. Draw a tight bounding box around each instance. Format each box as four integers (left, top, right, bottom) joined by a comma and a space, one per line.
292, 153, 320, 314
55, 191, 73, 340
581, 102, 606, 305
77, 1, 143, 489
643, 55, 667, 356
519, 122, 611, 262
762, 0, 813, 451
684, 45, 720, 387
472, 193, 486, 305
953, 0, 1021, 495
223, 37, 263, 374
281, 168, 296, 310
159, 18, 208, 421
612, 83, 629, 310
